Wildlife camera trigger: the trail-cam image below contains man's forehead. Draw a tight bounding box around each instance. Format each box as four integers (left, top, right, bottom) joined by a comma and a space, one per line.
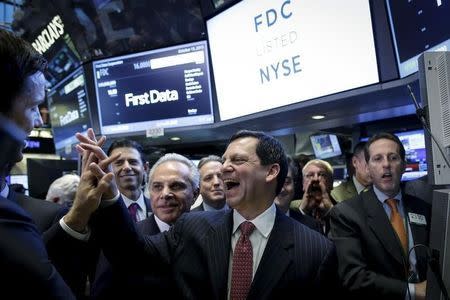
224, 137, 258, 156
200, 161, 222, 171
154, 160, 189, 175
369, 139, 400, 155
111, 147, 140, 157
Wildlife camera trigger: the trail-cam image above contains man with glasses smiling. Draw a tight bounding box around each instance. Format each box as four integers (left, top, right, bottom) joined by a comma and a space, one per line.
330, 132, 430, 300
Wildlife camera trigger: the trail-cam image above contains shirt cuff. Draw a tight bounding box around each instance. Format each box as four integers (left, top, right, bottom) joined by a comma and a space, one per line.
406, 283, 415, 300
99, 193, 121, 208
59, 217, 91, 241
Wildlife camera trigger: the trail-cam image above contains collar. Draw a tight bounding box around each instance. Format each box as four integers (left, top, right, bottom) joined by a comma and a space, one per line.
202, 200, 229, 211
352, 176, 367, 194
373, 185, 402, 204
153, 214, 171, 232
122, 192, 145, 211
1, 184, 9, 198
232, 203, 276, 239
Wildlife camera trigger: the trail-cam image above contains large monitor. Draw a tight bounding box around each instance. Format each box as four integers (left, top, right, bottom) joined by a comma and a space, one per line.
207, 0, 379, 121
310, 134, 342, 160
386, 0, 450, 78
395, 129, 428, 182
47, 67, 93, 150
92, 40, 214, 136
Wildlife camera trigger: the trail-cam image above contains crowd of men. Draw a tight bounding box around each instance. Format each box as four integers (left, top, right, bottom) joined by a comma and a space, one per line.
0, 28, 433, 299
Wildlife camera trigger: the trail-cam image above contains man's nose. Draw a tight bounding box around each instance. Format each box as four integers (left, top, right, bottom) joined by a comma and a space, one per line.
34, 113, 43, 128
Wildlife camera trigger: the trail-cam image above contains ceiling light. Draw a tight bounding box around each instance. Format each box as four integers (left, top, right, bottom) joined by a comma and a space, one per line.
170, 137, 181, 141
311, 115, 325, 120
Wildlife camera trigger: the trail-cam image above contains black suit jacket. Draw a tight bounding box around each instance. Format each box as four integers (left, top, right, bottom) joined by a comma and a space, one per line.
289, 208, 323, 233
92, 213, 178, 299
0, 195, 75, 299
93, 199, 339, 299
330, 188, 431, 299
9, 190, 91, 299
10, 190, 67, 232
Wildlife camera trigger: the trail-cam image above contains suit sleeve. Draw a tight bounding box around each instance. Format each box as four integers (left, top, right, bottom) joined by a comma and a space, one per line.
329, 204, 407, 298
91, 199, 170, 274
0, 206, 75, 299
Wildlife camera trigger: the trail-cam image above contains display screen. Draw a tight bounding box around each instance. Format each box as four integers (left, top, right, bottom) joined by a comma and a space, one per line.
92, 40, 214, 135
386, 0, 450, 77
207, 0, 379, 121
310, 134, 342, 159
48, 67, 92, 150
396, 129, 427, 181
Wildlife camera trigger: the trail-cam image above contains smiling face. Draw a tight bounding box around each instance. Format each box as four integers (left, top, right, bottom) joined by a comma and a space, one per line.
367, 138, 405, 197
199, 161, 225, 208
149, 160, 196, 224
110, 147, 147, 199
221, 137, 274, 216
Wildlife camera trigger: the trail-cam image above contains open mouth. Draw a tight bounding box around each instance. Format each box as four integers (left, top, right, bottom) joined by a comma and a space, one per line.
381, 172, 392, 179
223, 179, 240, 191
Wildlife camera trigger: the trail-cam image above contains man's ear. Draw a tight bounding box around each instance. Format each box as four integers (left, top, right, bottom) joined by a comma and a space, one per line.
265, 163, 280, 184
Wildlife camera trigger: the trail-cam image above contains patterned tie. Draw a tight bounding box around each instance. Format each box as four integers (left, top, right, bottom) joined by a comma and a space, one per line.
230, 221, 255, 300
128, 202, 139, 223
386, 198, 408, 254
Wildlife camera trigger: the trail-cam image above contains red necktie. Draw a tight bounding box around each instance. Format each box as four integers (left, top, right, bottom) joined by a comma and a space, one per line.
230, 221, 255, 300
128, 202, 139, 223
386, 198, 408, 254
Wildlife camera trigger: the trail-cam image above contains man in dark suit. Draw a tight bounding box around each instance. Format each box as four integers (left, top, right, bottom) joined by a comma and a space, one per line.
191, 154, 227, 212
331, 141, 372, 202
91, 153, 199, 298
68, 129, 339, 299
330, 132, 430, 300
274, 155, 322, 233
0, 28, 75, 298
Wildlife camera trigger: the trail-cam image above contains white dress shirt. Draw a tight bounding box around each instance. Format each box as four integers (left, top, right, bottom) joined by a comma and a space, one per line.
227, 203, 276, 299
121, 192, 148, 222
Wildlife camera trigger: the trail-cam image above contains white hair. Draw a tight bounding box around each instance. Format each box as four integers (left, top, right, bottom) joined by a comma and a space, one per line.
46, 174, 80, 205
147, 153, 200, 190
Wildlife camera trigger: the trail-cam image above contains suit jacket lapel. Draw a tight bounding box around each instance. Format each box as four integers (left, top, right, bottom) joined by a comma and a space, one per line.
204, 210, 233, 300
346, 181, 357, 198
248, 211, 292, 299
365, 190, 406, 266
144, 196, 152, 217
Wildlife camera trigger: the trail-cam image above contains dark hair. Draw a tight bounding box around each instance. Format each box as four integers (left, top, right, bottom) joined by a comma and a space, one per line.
107, 139, 146, 164
286, 155, 300, 196
364, 132, 405, 162
353, 141, 366, 157
197, 155, 222, 170
229, 130, 288, 195
0, 29, 47, 114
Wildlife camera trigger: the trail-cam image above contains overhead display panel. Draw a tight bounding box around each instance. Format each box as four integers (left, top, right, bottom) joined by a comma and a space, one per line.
47, 67, 92, 150
92, 40, 214, 136
207, 0, 379, 121
386, 0, 450, 78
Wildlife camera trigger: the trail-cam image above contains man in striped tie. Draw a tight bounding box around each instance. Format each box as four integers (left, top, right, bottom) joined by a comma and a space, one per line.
330, 132, 431, 300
